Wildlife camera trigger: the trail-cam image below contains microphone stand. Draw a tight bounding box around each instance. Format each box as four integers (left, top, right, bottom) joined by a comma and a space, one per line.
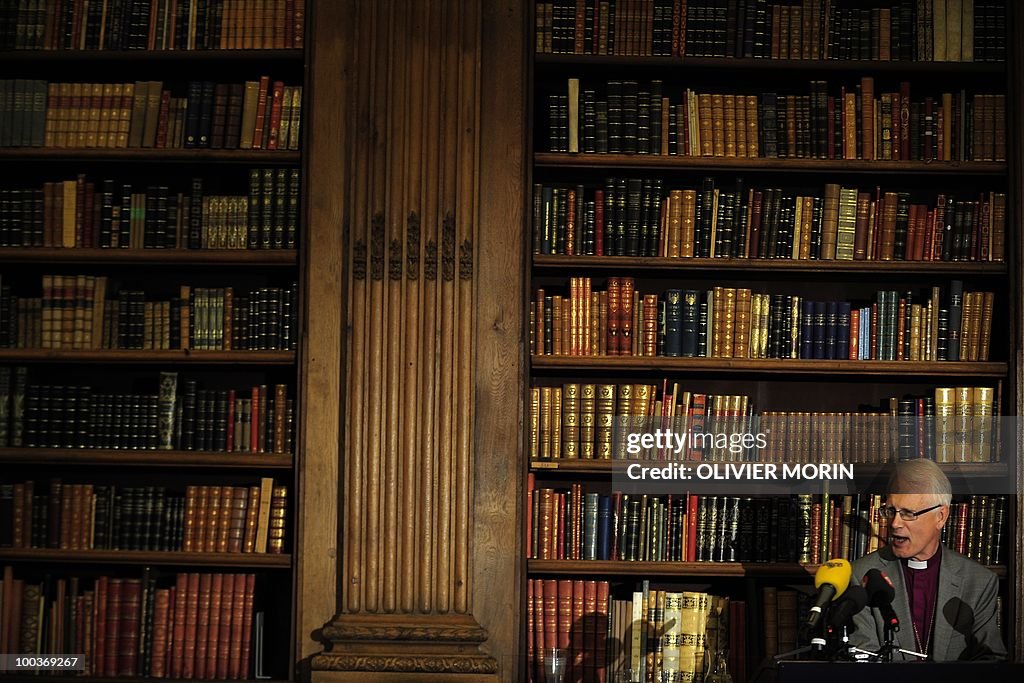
774, 608, 829, 663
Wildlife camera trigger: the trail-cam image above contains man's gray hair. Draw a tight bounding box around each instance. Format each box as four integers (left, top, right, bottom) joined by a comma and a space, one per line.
887, 458, 953, 506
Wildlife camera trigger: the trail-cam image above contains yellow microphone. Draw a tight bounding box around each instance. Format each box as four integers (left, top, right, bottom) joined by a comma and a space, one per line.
807, 558, 852, 629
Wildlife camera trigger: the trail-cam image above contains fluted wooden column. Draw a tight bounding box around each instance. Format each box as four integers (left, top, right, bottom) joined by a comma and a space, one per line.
308, 0, 523, 678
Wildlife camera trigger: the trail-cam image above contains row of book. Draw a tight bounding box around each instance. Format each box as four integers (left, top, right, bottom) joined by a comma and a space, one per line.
548, 78, 1006, 163
526, 486, 1007, 566
531, 280, 993, 362
0, 568, 266, 679
530, 383, 999, 463
535, 0, 1005, 62
1, 276, 298, 352
0, 0, 305, 51
0, 77, 303, 150
0, 368, 294, 454
0, 479, 286, 554
0, 169, 300, 250
527, 581, 741, 683
533, 179, 1006, 262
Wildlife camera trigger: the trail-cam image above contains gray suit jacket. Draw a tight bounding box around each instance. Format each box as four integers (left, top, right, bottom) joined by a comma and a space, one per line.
849, 545, 1007, 661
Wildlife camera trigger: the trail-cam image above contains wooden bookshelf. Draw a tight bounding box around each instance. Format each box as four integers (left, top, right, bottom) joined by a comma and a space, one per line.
0, 548, 292, 568
0, 448, 293, 469
531, 356, 1008, 377
524, 2, 1020, 678
535, 153, 1008, 174
0, 248, 297, 265
0, 8, 309, 680
534, 254, 1008, 275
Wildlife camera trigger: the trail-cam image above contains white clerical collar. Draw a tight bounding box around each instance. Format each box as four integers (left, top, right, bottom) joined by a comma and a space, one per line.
907, 558, 928, 569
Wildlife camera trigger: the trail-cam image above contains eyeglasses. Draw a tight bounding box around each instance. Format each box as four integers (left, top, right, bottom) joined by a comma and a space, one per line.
881, 504, 943, 521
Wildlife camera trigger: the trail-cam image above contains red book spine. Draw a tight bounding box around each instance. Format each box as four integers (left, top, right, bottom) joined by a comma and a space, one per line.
527, 580, 535, 683
542, 579, 558, 652
208, 574, 225, 677
251, 76, 271, 150
183, 572, 200, 679
266, 81, 285, 150
216, 574, 235, 679
870, 302, 879, 359
228, 574, 246, 679
103, 578, 122, 677
571, 580, 585, 682
532, 579, 545, 683
251, 386, 260, 452
93, 576, 108, 676
595, 581, 609, 683
150, 588, 171, 679
171, 573, 187, 678
557, 581, 573, 659
117, 579, 141, 676
239, 574, 257, 679
849, 309, 860, 360
194, 573, 212, 679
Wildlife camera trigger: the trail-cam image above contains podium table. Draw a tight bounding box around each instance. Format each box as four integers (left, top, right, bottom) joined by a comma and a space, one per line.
775, 660, 1020, 683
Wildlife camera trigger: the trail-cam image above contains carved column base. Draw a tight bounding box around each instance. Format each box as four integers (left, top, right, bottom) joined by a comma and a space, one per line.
311, 614, 499, 680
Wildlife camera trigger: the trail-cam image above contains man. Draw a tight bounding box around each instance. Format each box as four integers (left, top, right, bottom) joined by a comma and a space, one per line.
849, 459, 1006, 661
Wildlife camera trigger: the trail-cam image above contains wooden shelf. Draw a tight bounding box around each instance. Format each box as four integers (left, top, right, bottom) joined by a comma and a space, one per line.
0, 247, 297, 265
528, 559, 1007, 578
530, 460, 1010, 478
534, 255, 1008, 275
0, 48, 303, 62
0, 448, 292, 469
0, 349, 295, 364
534, 55, 1007, 74
530, 356, 1008, 377
0, 679, 290, 683
530, 559, 813, 576
534, 153, 1008, 175
0, 548, 292, 568
0, 149, 301, 163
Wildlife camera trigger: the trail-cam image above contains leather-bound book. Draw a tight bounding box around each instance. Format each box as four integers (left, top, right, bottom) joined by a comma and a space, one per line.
268, 485, 287, 553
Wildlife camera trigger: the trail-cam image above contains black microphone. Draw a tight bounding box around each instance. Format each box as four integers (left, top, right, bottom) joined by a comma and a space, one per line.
827, 584, 868, 632
862, 568, 899, 631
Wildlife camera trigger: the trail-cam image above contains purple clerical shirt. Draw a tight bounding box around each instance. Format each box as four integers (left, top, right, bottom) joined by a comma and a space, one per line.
900, 545, 942, 657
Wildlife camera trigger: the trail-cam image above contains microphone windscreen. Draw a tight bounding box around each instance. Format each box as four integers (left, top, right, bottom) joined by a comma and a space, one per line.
862, 568, 896, 607
827, 584, 869, 629
814, 558, 852, 600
